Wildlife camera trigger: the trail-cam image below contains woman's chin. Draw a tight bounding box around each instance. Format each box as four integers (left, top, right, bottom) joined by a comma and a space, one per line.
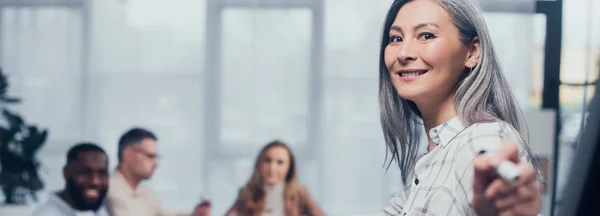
396, 92, 424, 102
265, 179, 282, 185
393, 84, 426, 101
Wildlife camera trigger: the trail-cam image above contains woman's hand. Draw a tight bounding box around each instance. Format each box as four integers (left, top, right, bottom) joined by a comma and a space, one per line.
472, 141, 541, 216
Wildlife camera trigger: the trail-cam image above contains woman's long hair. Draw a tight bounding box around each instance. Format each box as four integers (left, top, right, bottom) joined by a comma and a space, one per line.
236, 140, 300, 215
379, 0, 539, 184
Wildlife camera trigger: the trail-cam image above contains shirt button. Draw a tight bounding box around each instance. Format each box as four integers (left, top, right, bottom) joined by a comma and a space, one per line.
415, 178, 419, 185
429, 129, 438, 139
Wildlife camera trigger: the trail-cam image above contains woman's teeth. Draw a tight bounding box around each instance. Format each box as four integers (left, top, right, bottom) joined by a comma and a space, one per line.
399, 71, 426, 77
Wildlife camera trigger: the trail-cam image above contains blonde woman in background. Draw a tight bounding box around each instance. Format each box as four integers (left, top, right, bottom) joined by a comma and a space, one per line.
225, 140, 325, 216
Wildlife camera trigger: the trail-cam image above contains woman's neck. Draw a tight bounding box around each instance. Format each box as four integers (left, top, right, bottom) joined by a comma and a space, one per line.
416, 93, 458, 151
264, 181, 285, 191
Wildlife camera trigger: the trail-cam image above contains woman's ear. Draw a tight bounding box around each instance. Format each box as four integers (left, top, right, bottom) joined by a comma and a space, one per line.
465, 36, 480, 68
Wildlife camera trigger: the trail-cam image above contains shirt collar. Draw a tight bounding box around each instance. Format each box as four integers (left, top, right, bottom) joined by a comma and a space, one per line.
112, 169, 145, 197
49, 193, 108, 216
49, 192, 74, 214
429, 116, 465, 148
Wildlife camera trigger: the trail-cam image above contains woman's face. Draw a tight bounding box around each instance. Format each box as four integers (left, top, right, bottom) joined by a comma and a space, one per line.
259, 146, 290, 185
384, 0, 478, 105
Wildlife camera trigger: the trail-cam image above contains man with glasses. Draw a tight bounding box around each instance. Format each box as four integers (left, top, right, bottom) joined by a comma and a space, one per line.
105, 128, 211, 216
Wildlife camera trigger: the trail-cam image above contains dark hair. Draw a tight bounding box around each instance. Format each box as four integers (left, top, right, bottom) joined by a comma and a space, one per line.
117, 127, 157, 163
67, 143, 107, 164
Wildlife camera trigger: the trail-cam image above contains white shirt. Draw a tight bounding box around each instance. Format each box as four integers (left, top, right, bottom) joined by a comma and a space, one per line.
31, 193, 109, 216
383, 117, 532, 216
227, 182, 287, 216
263, 182, 285, 216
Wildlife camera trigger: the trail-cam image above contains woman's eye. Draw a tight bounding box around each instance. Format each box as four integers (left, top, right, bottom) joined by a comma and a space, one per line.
390, 35, 403, 43
418, 32, 436, 40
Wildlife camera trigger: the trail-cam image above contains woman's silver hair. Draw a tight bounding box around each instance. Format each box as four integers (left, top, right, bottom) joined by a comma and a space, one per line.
379, 0, 540, 183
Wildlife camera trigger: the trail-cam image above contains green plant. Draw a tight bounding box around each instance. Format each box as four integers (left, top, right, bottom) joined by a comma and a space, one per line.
0, 68, 48, 204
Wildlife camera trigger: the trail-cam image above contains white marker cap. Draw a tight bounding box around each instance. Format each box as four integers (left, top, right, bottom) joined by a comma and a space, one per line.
497, 161, 521, 182
481, 150, 521, 183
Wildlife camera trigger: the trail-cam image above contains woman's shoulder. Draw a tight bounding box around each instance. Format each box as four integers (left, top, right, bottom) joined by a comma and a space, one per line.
450, 120, 524, 175
452, 120, 527, 162
466, 119, 515, 131
463, 120, 521, 140
291, 183, 315, 200
293, 183, 309, 195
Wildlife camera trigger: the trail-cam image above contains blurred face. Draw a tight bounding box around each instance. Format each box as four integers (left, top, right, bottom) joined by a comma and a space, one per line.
128, 138, 159, 180
384, 0, 478, 105
65, 151, 109, 211
259, 146, 290, 185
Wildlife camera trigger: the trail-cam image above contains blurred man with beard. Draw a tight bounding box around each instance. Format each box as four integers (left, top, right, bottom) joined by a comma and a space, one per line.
33, 143, 110, 216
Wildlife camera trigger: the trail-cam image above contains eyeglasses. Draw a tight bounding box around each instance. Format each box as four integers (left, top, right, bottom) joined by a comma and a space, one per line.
132, 147, 160, 160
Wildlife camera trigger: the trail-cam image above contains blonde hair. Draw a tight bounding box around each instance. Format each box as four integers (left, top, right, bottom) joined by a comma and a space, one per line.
236, 140, 300, 215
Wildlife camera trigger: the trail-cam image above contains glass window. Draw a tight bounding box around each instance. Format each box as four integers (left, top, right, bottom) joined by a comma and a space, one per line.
0, 5, 84, 195
554, 0, 600, 212
484, 13, 538, 110
93, 0, 206, 74
559, 0, 600, 85
0, 7, 83, 142
219, 8, 313, 151
529, 14, 547, 109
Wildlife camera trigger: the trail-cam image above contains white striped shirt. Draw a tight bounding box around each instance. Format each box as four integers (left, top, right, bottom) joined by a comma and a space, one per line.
383, 116, 531, 216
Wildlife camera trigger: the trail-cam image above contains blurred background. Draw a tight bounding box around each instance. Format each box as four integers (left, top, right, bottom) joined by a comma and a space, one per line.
0, 0, 598, 215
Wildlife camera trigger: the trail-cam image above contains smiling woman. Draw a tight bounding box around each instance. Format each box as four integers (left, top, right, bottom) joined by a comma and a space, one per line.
378, 0, 542, 215
225, 140, 324, 216
383, 2, 480, 116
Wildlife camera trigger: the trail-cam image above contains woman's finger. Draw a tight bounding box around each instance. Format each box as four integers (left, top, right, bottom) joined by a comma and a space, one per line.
489, 141, 521, 166
484, 178, 515, 200
494, 193, 519, 211
514, 163, 536, 186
